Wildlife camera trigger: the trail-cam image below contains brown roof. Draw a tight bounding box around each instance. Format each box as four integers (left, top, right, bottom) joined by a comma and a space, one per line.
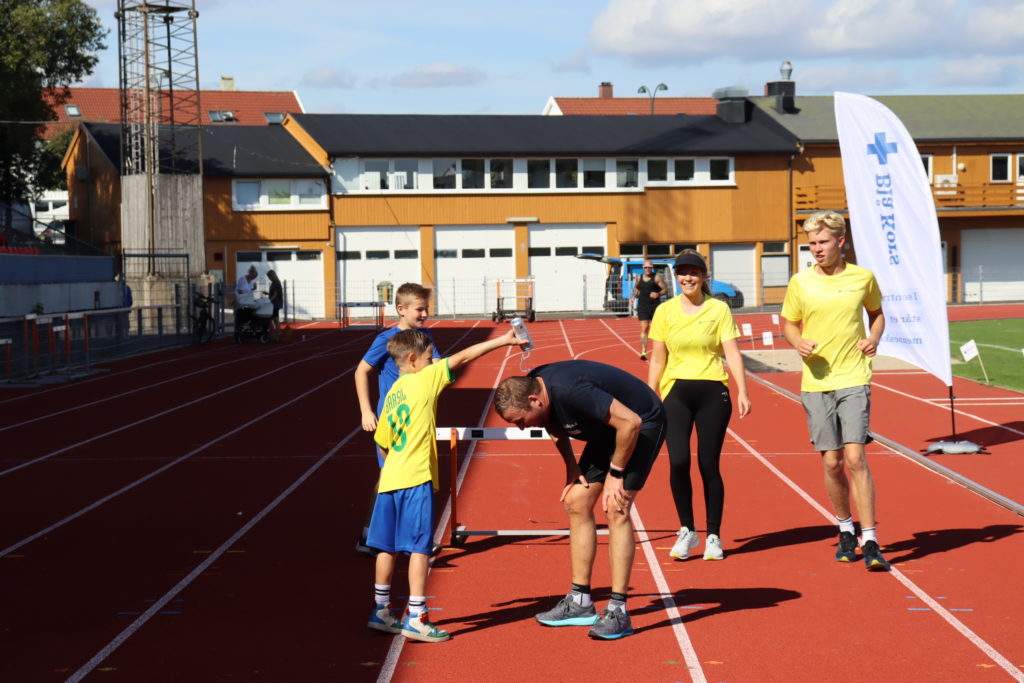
552, 97, 717, 116
42, 87, 304, 134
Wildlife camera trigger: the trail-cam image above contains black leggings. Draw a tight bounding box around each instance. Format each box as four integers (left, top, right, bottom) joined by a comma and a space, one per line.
663, 379, 732, 536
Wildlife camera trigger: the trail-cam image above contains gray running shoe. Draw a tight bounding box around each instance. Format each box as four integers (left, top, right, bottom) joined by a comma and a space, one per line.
670, 526, 700, 560
587, 605, 634, 640
535, 594, 598, 627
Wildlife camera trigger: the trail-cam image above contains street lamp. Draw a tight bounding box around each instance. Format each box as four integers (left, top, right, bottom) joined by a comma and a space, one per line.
637, 83, 668, 115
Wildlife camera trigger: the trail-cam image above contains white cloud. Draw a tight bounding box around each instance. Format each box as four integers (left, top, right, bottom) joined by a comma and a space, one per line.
551, 49, 591, 73
797, 64, 908, 92
962, 0, 1024, 53
300, 66, 358, 89
930, 55, 1024, 87
390, 63, 486, 88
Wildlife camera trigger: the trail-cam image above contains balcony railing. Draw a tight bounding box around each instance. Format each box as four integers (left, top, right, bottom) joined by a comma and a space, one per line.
795, 183, 1024, 211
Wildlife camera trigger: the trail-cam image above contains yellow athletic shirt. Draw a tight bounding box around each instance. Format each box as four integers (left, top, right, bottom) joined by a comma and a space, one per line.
649, 296, 739, 397
781, 263, 882, 392
374, 359, 452, 492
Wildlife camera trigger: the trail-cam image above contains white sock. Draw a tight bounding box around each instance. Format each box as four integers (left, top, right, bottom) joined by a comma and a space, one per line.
861, 527, 878, 544
408, 595, 426, 618
836, 516, 855, 535
374, 584, 390, 607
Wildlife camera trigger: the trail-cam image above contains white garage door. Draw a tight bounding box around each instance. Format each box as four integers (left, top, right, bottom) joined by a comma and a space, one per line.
528, 224, 608, 312
961, 228, 1024, 302
237, 250, 325, 320
336, 226, 423, 309
435, 225, 515, 316
710, 244, 756, 307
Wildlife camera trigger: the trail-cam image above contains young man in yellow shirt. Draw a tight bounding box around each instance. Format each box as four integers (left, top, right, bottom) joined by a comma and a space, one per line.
782, 210, 890, 571
368, 327, 525, 642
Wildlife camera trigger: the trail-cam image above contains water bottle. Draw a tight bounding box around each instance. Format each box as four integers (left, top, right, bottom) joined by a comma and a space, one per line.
510, 317, 533, 352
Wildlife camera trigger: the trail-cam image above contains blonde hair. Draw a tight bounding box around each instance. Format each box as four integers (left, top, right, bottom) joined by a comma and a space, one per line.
395, 282, 432, 307
803, 210, 846, 238
494, 376, 540, 416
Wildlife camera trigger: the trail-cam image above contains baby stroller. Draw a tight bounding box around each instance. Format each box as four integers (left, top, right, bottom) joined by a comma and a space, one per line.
234, 296, 273, 343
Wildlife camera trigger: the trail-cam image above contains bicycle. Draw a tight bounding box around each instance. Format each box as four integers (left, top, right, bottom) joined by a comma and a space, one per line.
191, 293, 217, 345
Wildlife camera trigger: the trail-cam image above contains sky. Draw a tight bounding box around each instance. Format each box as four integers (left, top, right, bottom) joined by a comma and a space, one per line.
78, 0, 1024, 115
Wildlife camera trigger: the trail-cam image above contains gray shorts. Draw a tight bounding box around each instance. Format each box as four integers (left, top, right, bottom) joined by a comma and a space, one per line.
800, 385, 872, 452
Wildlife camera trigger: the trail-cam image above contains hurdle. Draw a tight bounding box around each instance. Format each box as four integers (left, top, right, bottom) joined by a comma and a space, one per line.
438, 426, 610, 545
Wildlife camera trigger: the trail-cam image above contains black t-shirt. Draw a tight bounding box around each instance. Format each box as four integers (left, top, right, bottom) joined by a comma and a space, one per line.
530, 360, 664, 441
268, 281, 283, 311
635, 273, 662, 308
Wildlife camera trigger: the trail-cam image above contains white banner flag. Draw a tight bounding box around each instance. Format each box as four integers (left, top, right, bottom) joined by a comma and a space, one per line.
834, 92, 952, 386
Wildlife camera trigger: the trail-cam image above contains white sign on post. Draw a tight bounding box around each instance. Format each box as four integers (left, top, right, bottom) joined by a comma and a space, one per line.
762, 331, 774, 346
741, 323, 753, 337
771, 314, 780, 325
960, 339, 978, 362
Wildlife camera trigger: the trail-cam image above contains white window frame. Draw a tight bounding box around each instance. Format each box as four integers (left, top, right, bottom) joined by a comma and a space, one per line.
232, 178, 327, 211
991, 153, 1012, 183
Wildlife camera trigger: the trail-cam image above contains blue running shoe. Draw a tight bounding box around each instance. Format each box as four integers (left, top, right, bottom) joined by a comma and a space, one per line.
587, 606, 634, 640
835, 531, 858, 563
862, 540, 891, 571
535, 594, 598, 627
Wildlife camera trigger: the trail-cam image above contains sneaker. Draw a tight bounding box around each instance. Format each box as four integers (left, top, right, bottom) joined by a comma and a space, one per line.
862, 540, 891, 571
368, 604, 402, 634
587, 606, 634, 640
703, 534, 724, 560
670, 527, 700, 560
535, 594, 598, 627
834, 531, 858, 563
401, 613, 450, 643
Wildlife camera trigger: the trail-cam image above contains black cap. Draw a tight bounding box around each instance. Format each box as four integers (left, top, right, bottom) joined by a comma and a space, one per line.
674, 252, 707, 270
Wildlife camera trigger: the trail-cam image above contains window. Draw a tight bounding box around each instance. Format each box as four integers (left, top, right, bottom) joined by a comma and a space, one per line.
528, 247, 551, 257
394, 159, 417, 190
620, 244, 644, 256
394, 250, 418, 259
433, 159, 457, 189
646, 244, 671, 257
337, 251, 361, 260
267, 180, 291, 205
489, 159, 513, 188
267, 251, 293, 263
582, 159, 605, 188
582, 245, 604, 256
527, 159, 550, 188
296, 180, 323, 205
920, 154, 933, 183
709, 158, 732, 181
991, 154, 1010, 182
366, 250, 390, 259
674, 243, 697, 254
763, 241, 788, 254
297, 251, 321, 261
232, 179, 325, 210
435, 249, 458, 258
235, 181, 261, 209
237, 251, 262, 262
363, 160, 389, 190
209, 110, 237, 123
555, 158, 578, 188
264, 112, 285, 124
674, 159, 695, 181
65, 104, 81, 118
647, 160, 668, 182
462, 159, 485, 190
462, 249, 486, 258
489, 248, 513, 257
555, 246, 578, 256
1018, 155, 1024, 182
616, 159, 638, 188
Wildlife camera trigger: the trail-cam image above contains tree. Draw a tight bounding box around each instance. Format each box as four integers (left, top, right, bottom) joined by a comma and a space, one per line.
0, 0, 105, 230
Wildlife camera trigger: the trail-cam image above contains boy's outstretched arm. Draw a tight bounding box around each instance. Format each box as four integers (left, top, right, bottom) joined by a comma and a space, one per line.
447, 329, 525, 371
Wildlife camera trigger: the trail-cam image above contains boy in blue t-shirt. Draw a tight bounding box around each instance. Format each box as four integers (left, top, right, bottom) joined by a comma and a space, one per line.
354, 283, 440, 552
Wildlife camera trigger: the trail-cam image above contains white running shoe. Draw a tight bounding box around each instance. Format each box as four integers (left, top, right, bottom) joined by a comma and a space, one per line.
670, 527, 700, 560
703, 534, 724, 561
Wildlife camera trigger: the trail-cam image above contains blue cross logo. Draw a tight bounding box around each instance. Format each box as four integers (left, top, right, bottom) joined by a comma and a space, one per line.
866, 132, 897, 165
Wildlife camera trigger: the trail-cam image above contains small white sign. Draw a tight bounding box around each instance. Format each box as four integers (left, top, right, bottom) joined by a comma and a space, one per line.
762, 331, 774, 346
960, 339, 979, 362
771, 314, 780, 325
741, 323, 753, 336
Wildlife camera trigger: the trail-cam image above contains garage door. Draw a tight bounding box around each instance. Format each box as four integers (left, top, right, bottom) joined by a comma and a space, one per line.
435, 225, 515, 316
336, 227, 423, 309
237, 250, 325, 320
527, 224, 608, 312
961, 228, 1024, 302
710, 244, 756, 307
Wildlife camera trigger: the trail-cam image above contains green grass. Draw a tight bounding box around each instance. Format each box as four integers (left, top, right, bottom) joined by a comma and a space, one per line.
948, 318, 1024, 392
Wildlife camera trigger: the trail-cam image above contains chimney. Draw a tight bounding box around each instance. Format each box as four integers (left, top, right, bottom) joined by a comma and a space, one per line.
598, 82, 613, 99
220, 76, 236, 91
764, 61, 796, 113
712, 86, 751, 123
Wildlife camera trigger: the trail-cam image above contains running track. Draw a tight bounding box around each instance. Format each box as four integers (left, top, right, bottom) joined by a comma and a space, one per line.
0, 306, 1021, 682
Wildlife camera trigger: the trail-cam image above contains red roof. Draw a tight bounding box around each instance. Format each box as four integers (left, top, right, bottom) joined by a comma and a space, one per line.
42, 87, 304, 134
552, 97, 717, 116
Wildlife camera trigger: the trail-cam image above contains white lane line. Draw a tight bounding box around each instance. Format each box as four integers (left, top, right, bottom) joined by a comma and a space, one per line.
727, 427, 1024, 681
1, 366, 358, 558
631, 502, 707, 683
950, 339, 1022, 354
65, 426, 363, 683
872, 381, 1024, 438
377, 343, 515, 683
0, 336, 371, 478
557, 319, 576, 358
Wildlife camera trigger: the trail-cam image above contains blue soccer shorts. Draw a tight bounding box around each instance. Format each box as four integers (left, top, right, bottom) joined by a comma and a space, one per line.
366, 481, 434, 555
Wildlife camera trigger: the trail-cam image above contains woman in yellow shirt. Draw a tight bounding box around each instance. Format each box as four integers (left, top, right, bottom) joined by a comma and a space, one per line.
647, 250, 751, 561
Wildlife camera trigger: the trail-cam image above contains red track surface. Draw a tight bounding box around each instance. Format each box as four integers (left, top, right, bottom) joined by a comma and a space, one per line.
1, 307, 1021, 682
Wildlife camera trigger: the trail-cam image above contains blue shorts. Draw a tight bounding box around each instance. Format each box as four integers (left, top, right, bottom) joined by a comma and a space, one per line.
367, 482, 435, 555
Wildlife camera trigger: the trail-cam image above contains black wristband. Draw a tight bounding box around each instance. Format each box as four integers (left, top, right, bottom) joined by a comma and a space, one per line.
607, 466, 625, 479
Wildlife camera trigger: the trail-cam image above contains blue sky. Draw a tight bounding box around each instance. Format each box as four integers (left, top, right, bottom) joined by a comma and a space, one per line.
80, 0, 1024, 115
